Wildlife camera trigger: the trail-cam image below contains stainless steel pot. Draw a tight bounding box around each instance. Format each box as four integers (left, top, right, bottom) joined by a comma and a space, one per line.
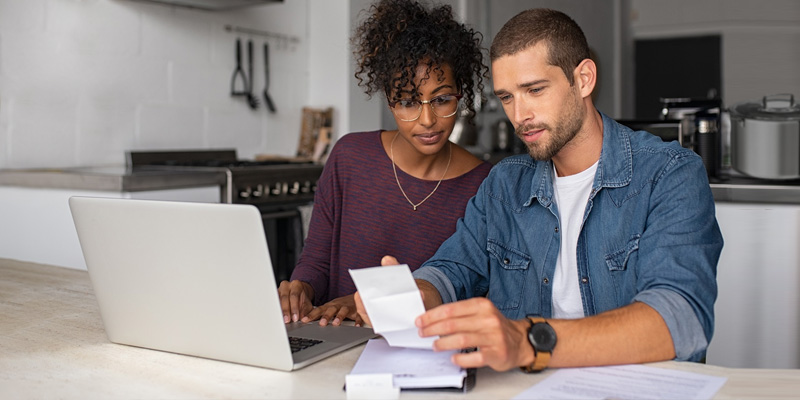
730, 93, 800, 180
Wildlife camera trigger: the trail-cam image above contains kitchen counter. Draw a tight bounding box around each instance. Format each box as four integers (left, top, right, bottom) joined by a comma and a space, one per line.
3, 164, 800, 204
710, 175, 800, 204
0, 166, 227, 192
2, 257, 800, 399
0, 167, 227, 269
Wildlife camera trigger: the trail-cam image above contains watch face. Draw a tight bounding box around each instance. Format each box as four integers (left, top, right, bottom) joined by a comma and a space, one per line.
529, 323, 557, 352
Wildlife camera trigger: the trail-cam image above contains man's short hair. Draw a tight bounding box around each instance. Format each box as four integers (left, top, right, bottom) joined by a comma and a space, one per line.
490, 8, 591, 86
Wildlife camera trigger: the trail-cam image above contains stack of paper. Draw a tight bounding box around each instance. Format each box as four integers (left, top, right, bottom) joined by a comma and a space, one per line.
349, 339, 466, 389
346, 265, 473, 394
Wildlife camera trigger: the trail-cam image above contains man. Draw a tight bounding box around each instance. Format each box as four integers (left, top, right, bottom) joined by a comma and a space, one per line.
357, 8, 723, 372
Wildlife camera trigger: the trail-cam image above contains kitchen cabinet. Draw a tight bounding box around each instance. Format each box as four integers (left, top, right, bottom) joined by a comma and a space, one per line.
706, 201, 800, 369
0, 168, 223, 270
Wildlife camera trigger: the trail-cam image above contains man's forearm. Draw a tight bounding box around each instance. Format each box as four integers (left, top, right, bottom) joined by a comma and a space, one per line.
544, 301, 676, 368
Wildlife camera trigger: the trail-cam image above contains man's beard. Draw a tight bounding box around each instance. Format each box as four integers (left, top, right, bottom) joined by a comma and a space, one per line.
516, 93, 584, 161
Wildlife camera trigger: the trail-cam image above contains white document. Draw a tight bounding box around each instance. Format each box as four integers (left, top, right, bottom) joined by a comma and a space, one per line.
348, 338, 466, 389
513, 364, 727, 400
349, 264, 435, 349
345, 372, 400, 400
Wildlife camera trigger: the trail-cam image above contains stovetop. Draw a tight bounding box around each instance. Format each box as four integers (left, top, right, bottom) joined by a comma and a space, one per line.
146, 159, 307, 168
126, 149, 324, 205
127, 149, 314, 169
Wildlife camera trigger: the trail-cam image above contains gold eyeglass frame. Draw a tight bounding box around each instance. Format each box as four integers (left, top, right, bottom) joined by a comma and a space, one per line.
388, 93, 463, 122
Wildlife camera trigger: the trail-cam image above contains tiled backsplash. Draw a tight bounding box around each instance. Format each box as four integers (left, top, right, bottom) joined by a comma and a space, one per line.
0, 0, 309, 169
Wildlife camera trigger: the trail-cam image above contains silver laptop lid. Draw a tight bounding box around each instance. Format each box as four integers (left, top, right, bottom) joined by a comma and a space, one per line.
69, 196, 295, 370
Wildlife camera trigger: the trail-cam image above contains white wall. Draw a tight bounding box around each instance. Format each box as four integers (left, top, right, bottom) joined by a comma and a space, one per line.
0, 0, 311, 169
308, 0, 349, 139
346, 0, 384, 134
307, 0, 383, 139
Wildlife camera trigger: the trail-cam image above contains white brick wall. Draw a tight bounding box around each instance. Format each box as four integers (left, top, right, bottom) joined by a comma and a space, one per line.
0, 0, 311, 169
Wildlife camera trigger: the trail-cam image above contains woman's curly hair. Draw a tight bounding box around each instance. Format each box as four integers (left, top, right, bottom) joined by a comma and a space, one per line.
352, 0, 487, 124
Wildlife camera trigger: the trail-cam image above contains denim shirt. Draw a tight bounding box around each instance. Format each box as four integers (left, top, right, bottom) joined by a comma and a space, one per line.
413, 112, 723, 362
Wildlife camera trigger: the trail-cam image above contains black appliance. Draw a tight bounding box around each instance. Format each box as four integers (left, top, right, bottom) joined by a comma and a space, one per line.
621, 96, 725, 179
127, 149, 324, 282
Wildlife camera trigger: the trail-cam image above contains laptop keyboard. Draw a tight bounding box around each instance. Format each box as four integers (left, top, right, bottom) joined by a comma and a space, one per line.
289, 336, 323, 353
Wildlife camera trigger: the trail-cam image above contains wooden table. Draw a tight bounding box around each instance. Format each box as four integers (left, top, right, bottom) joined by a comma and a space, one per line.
1, 258, 798, 399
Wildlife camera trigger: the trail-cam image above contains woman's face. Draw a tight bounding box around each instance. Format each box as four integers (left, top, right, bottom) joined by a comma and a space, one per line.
389, 63, 460, 157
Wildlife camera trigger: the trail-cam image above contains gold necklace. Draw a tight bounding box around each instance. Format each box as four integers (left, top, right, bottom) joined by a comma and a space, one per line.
390, 131, 452, 211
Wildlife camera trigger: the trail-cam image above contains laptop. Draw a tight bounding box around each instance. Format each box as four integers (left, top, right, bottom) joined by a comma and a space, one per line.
69, 196, 377, 371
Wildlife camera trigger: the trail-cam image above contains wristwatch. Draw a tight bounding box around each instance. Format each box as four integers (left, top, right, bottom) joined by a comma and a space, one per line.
521, 316, 557, 373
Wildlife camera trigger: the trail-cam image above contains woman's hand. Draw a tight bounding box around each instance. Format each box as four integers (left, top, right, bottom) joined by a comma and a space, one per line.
278, 280, 314, 323
302, 294, 363, 326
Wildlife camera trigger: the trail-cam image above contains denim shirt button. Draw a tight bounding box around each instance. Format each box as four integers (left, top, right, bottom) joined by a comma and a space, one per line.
503, 258, 510, 265
581, 277, 588, 284
543, 277, 549, 284
554, 226, 559, 233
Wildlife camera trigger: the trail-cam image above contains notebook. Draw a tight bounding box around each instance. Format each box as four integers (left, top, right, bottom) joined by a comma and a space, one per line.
69, 196, 377, 371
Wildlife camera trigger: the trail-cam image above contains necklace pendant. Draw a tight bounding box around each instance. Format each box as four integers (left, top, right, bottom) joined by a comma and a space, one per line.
390, 131, 451, 215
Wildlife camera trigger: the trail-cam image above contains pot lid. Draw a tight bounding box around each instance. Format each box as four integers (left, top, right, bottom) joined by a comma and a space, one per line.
731, 93, 800, 121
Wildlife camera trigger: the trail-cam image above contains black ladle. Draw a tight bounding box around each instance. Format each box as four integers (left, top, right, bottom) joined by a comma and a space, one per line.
246, 40, 259, 110
263, 42, 276, 113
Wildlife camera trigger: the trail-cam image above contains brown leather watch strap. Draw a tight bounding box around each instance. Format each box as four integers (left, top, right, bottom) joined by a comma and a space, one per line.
521, 316, 551, 373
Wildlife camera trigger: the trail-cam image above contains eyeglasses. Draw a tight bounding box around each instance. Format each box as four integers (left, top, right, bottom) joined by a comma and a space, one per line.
388, 93, 462, 122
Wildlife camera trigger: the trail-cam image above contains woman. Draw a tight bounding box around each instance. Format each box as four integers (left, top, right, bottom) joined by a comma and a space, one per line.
278, 0, 491, 326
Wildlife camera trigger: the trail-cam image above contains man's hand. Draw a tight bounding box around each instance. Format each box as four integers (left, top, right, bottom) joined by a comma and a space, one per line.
277, 280, 314, 323
415, 297, 533, 371
379, 255, 399, 266
301, 294, 363, 326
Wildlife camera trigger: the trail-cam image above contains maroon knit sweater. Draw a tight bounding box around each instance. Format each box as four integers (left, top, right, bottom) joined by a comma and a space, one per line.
290, 130, 492, 305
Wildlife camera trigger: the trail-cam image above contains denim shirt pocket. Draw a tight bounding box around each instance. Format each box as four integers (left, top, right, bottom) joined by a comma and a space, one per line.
604, 234, 641, 271
487, 240, 531, 311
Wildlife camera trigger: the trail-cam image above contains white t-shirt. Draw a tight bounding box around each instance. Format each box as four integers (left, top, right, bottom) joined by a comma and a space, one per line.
551, 161, 598, 319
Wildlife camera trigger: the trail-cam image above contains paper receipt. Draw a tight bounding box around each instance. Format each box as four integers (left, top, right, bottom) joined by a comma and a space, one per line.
349, 264, 436, 349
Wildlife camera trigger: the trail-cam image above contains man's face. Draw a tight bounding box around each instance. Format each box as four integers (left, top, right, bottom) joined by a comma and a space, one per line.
492, 42, 585, 161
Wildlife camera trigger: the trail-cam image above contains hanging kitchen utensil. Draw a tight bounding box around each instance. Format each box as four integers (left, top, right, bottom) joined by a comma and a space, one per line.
230, 38, 250, 98
263, 42, 276, 113
245, 39, 259, 109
